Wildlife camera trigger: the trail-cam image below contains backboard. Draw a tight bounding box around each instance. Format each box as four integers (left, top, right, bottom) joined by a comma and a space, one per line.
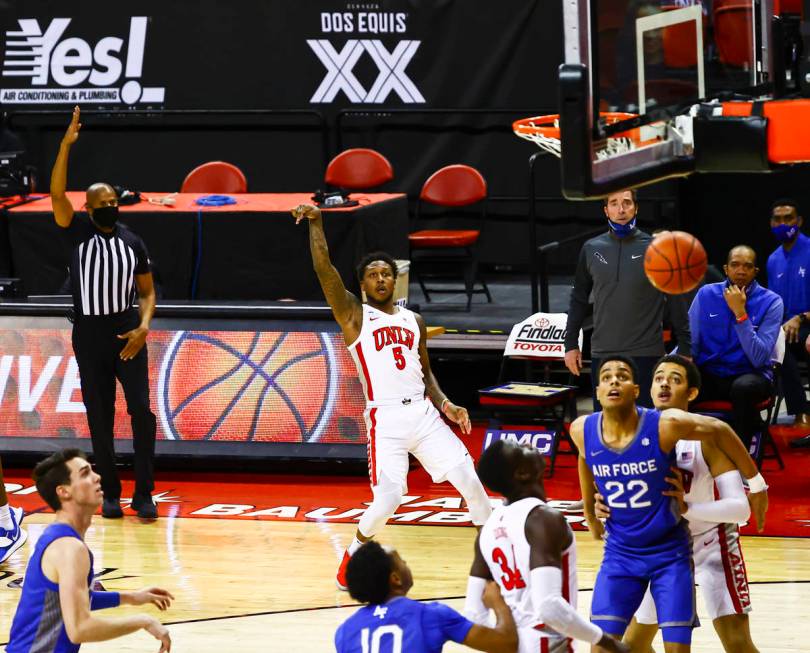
558, 0, 776, 198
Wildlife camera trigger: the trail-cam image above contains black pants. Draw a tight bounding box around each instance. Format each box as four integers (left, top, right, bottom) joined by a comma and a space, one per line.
591, 355, 661, 411
72, 310, 156, 500
698, 370, 772, 449
781, 324, 810, 416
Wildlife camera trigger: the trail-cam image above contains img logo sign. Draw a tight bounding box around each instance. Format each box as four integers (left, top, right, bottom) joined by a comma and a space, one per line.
308, 10, 424, 104
482, 430, 556, 456
1, 17, 165, 105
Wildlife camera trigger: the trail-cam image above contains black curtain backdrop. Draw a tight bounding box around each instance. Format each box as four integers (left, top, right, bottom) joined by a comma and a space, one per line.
0, 0, 582, 271
3, 1, 806, 279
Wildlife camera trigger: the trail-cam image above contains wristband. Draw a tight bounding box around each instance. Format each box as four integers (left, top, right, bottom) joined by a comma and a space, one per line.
440, 398, 449, 414
746, 472, 768, 493
736, 313, 748, 324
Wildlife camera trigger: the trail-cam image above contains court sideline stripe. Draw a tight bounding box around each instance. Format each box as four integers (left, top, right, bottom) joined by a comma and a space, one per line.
5, 579, 799, 638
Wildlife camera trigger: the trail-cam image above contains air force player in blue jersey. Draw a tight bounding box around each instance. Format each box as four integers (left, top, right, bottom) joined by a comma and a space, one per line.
569, 356, 765, 652
6, 450, 173, 653
335, 541, 517, 653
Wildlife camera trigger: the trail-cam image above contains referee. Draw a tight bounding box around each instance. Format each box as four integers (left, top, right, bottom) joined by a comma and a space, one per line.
50, 107, 158, 519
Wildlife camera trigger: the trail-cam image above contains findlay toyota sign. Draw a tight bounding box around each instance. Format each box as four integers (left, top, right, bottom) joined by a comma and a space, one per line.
1, 17, 165, 105
308, 10, 424, 103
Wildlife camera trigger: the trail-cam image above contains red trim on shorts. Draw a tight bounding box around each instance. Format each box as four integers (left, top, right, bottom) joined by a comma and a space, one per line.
541, 638, 548, 653
355, 342, 374, 401
717, 524, 743, 613
732, 524, 751, 609
368, 408, 378, 486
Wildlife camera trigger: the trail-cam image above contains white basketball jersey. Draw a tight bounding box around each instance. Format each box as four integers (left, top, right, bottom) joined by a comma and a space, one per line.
479, 497, 578, 635
676, 440, 716, 537
348, 304, 425, 405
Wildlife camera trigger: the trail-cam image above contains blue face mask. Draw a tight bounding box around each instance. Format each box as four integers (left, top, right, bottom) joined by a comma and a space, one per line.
608, 217, 637, 238
772, 223, 798, 243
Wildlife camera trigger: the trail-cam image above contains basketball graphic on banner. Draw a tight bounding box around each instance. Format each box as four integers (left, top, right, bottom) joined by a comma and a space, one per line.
158, 331, 337, 442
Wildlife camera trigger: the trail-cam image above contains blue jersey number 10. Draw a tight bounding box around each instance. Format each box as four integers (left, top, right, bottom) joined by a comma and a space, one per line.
361, 625, 403, 653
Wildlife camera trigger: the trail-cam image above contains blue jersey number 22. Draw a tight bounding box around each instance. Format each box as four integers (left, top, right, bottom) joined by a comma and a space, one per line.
604, 480, 652, 508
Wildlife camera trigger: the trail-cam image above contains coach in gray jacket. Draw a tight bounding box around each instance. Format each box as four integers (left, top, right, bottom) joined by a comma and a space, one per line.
564, 189, 691, 408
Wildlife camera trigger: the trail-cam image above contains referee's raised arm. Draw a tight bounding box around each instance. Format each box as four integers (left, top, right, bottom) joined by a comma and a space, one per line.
51, 106, 80, 227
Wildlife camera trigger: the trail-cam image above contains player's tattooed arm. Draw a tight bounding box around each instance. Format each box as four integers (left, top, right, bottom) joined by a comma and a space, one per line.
292, 204, 361, 340
415, 313, 471, 434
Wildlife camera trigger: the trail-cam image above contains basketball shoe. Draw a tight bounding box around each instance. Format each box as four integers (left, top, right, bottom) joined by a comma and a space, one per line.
0, 507, 28, 564
336, 550, 351, 591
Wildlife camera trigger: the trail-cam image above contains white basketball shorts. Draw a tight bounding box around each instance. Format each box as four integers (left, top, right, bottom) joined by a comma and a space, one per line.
364, 397, 470, 493
518, 627, 574, 653
635, 522, 752, 623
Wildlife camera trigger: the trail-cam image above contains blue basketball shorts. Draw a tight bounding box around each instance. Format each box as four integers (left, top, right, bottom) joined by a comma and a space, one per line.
590, 540, 698, 644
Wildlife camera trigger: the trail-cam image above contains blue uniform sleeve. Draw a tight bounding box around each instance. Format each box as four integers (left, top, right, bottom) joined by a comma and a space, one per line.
334, 622, 344, 653
422, 602, 475, 647
688, 290, 702, 362
89, 591, 120, 610
733, 296, 783, 370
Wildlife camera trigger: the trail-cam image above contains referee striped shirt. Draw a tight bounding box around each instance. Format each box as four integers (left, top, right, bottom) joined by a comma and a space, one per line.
60, 214, 151, 317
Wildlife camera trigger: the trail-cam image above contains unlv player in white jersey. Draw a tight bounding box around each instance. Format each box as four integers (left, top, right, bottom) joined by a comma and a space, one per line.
293, 204, 492, 590
467, 439, 629, 653
596, 355, 762, 653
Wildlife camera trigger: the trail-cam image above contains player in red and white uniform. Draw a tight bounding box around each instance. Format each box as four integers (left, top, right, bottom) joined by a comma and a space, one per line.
466, 439, 629, 653
596, 355, 762, 653
294, 204, 492, 590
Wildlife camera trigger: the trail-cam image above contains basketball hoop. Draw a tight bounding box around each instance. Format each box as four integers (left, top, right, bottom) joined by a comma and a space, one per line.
513, 112, 641, 159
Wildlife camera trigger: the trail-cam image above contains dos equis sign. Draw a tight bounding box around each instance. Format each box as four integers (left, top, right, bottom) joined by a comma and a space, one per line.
1, 17, 165, 106
503, 312, 582, 358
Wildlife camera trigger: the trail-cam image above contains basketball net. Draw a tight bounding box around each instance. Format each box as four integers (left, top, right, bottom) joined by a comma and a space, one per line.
513, 113, 639, 159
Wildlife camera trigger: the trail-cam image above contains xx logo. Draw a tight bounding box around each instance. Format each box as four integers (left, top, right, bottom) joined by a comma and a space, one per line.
308, 39, 424, 103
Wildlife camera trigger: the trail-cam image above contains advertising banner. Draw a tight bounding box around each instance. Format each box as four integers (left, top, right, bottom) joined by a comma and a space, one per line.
0, 327, 366, 444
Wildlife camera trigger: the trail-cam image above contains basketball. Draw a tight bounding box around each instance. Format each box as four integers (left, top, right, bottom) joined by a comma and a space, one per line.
643, 230, 708, 294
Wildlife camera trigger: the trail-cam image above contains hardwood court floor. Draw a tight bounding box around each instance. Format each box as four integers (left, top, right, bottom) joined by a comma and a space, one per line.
0, 515, 808, 652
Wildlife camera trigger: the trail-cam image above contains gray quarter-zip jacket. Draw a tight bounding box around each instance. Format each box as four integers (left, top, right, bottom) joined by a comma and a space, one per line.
564, 228, 692, 357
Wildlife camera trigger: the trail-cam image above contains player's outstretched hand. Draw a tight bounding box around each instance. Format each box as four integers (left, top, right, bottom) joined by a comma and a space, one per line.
480, 580, 506, 609
62, 106, 81, 146
596, 633, 631, 653
662, 466, 688, 518
748, 488, 768, 533
131, 587, 175, 611
142, 616, 171, 652
593, 491, 610, 520
444, 402, 471, 434
292, 204, 322, 224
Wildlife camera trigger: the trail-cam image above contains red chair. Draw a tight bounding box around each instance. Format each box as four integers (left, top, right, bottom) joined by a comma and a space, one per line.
714, 3, 754, 67
325, 148, 394, 190
181, 161, 247, 193
409, 164, 492, 311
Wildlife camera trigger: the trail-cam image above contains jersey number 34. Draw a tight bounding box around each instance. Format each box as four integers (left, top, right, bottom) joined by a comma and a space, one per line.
491, 546, 526, 590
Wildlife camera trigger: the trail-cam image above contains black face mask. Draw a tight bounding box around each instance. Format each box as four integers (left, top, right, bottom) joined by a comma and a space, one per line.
91, 205, 119, 229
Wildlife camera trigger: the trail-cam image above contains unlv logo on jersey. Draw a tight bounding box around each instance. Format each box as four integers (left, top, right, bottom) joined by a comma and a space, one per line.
373, 326, 415, 351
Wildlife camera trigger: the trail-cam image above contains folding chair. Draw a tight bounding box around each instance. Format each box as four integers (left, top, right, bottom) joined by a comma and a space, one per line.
478, 312, 581, 477
181, 161, 247, 193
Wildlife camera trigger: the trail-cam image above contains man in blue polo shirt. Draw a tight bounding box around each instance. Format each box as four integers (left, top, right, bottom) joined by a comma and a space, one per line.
689, 245, 783, 451
767, 198, 810, 448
